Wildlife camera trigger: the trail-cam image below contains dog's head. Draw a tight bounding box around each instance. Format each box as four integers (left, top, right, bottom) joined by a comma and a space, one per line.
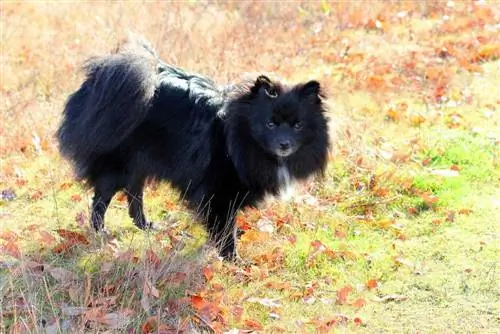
224, 75, 328, 159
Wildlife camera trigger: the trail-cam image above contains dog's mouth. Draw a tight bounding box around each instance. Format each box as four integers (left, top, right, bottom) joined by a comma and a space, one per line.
275, 146, 296, 157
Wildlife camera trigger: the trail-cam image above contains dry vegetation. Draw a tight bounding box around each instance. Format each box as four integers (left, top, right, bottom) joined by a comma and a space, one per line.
1, 1, 499, 333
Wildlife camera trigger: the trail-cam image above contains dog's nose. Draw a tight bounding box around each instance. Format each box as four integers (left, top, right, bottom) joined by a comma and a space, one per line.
279, 141, 291, 150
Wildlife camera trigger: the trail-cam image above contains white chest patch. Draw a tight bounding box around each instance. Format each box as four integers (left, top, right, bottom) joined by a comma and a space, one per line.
277, 164, 295, 201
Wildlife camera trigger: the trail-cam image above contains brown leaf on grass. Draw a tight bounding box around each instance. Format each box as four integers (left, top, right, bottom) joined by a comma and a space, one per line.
190, 295, 205, 310
88, 296, 117, 308
145, 249, 161, 268
446, 211, 455, 223
458, 208, 473, 215
0, 230, 19, 241
52, 241, 77, 254
203, 266, 214, 281
351, 298, 366, 308
336, 285, 353, 305
56, 229, 89, 245
409, 113, 426, 126
85, 308, 133, 329
366, 279, 378, 289
243, 319, 264, 331
231, 305, 244, 322
38, 230, 57, 245
265, 281, 291, 291
141, 316, 157, 334
49, 267, 77, 283
1, 241, 21, 259
143, 278, 160, 299
373, 294, 408, 303
334, 229, 347, 239
30, 190, 43, 200
163, 272, 187, 287
240, 230, 269, 243
70, 194, 82, 202
354, 317, 363, 325
75, 211, 86, 226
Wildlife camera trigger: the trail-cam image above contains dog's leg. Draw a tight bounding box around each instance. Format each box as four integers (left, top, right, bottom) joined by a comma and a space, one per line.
91, 175, 121, 231
207, 210, 238, 261
217, 217, 238, 260
126, 179, 150, 229
91, 190, 114, 231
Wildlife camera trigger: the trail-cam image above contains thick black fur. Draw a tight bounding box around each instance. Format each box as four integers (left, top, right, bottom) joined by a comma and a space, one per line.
56, 40, 329, 259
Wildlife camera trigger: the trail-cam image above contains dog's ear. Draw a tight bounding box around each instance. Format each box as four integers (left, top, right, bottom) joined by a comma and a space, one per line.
251, 75, 278, 98
298, 80, 323, 103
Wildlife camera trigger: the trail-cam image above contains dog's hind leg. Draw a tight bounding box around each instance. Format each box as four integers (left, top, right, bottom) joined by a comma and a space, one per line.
91, 176, 121, 231
126, 179, 151, 229
205, 206, 238, 260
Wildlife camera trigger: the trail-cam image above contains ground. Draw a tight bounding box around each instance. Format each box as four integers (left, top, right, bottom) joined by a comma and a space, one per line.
1, 1, 499, 333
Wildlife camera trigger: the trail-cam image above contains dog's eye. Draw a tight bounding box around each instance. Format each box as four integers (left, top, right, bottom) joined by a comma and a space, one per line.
266, 121, 277, 129
265, 87, 278, 98
293, 122, 303, 130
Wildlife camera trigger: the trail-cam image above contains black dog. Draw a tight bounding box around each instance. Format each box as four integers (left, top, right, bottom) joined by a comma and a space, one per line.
56, 40, 329, 259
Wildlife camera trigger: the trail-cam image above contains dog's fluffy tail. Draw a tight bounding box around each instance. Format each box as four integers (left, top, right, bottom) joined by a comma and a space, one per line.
56, 44, 156, 178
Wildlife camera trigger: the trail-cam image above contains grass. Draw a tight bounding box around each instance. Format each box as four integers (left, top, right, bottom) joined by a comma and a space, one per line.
1, 1, 499, 333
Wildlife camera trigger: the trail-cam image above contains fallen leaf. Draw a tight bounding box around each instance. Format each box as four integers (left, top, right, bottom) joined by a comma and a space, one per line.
0, 230, 19, 241
190, 295, 205, 310
244, 319, 263, 330
336, 285, 353, 305
86, 310, 132, 329
366, 279, 378, 289
38, 231, 57, 245
240, 230, 269, 243
203, 266, 214, 281
145, 249, 161, 268
143, 279, 160, 299
49, 267, 77, 282
1, 241, 21, 259
265, 281, 291, 291
56, 229, 89, 245
141, 316, 157, 334
351, 298, 366, 308
446, 211, 455, 223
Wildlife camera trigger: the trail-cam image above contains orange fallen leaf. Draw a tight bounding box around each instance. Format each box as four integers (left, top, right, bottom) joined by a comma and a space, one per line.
1, 241, 21, 259
240, 230, 269, 243
336, 285, 353, 305
203, 266, 214, 281
56, 229, 89, 245
190, 295, 205, 310
244, 319, 263, 330
0, 230, 19, 242
71, 194, 82, 202
366, 279, 378, 289
351, 298, 366, 308
141, 316, 157, 334
145, 249, 161, 268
